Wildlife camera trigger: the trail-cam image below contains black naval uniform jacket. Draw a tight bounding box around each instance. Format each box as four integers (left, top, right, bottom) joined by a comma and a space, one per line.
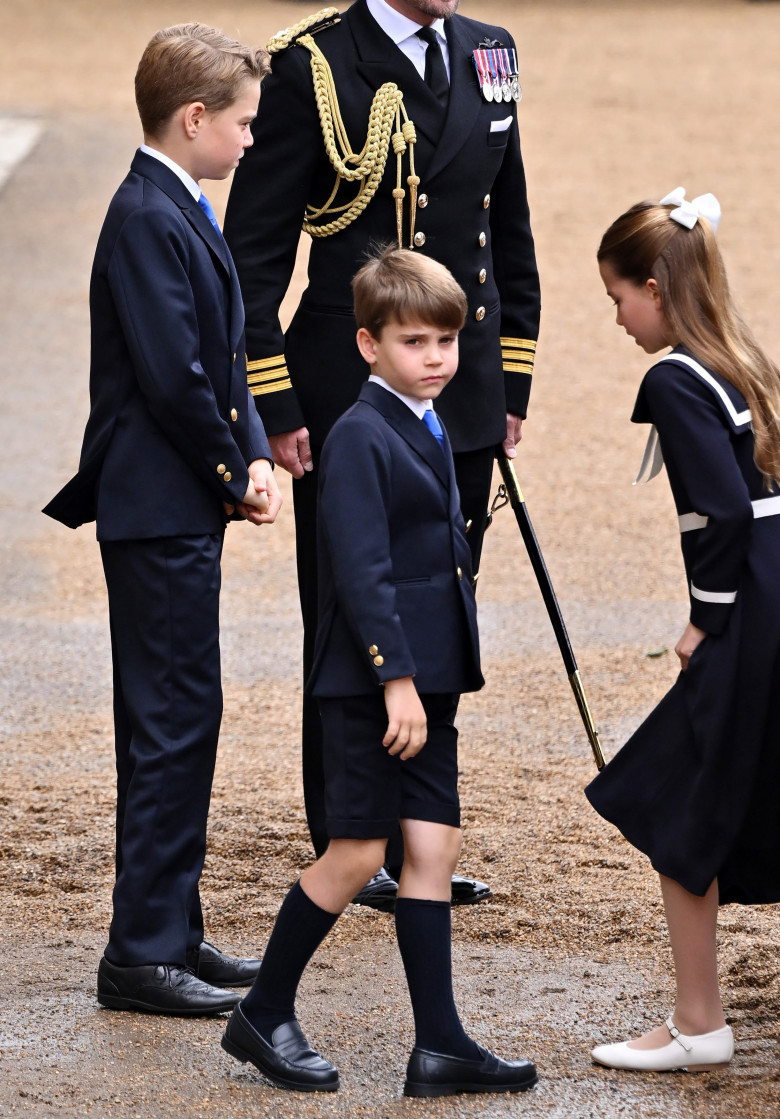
308, 381, 484, 697
225, 0, 541, 454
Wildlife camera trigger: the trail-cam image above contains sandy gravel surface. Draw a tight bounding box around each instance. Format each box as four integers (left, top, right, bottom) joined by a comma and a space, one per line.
1, 1, 780, 1116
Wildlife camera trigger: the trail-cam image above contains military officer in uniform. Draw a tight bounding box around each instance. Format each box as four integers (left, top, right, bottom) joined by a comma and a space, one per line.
224, 0, 541, 907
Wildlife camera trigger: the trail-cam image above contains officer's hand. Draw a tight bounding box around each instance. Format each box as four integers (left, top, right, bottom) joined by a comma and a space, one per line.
502, 413, 523, 458
269, 428, 313, 478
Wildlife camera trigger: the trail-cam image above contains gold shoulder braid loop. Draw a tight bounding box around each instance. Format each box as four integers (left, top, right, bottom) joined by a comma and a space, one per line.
267, 9, 420, 248
267, 7, 341, 54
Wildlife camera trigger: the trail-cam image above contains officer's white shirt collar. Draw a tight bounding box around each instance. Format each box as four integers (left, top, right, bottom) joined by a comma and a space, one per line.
140, 144, 202, 202
366, 0, 450, 79
369, 374, 432, 420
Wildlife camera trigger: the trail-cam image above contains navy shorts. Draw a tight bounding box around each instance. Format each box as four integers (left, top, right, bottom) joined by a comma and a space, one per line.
318, 691, 461, 839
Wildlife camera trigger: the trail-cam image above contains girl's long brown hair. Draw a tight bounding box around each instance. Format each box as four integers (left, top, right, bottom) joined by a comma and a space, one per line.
598, 201, 780, 488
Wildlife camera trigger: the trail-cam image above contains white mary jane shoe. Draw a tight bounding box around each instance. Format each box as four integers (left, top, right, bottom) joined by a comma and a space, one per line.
591, 1016, 734, 1072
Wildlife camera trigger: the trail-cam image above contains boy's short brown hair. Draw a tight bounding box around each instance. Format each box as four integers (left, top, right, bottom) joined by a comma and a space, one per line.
135, 23, 271, 139
353, 245, 468, 338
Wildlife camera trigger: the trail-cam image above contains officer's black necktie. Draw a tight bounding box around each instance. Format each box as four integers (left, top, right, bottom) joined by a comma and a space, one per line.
416, 26, 449, 105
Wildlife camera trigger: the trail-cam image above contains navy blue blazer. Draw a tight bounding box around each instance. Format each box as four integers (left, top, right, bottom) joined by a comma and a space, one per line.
308, 381, 484, 697
44, 150, 272, 540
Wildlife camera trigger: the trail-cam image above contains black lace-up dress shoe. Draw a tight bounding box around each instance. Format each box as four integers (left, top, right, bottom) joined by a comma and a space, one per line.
97, 956, 239, 1015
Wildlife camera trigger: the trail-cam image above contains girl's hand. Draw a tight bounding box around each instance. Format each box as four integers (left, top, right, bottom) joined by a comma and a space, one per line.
675, 622, 708, 671
383, 677, 427, 760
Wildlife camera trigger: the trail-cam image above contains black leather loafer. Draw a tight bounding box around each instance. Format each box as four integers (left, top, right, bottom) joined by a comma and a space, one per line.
97, 956, 239, 1016
450, 874, 492, 906
404, 1045, 538, 1097
186, 941, 262, 988
351, 867, 398, 912
221, 1004, 339, 1092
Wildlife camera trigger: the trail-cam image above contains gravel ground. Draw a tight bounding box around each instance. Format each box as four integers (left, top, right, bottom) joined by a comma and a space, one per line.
2, 2, 780, 1117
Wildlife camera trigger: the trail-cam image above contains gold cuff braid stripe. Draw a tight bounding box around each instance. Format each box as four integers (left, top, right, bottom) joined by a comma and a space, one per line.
250, 378, 293, 397
247, 355, 291, 396
500, 337, 537, 353
501, 337, 536, 375
247, 355, 287, 374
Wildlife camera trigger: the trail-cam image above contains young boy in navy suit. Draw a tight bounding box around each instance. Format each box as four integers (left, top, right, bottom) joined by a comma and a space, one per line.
43, 24, 282, 1016
221, 247, 537, 1096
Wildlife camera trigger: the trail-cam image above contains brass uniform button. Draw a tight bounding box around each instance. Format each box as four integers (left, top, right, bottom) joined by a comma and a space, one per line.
475, 307, 486, 321
373, 655, 384, 667
418, 193, 429, 208
413, 231, 426, 247
232, 352, 237, 362
464, 519, 472, 533
478, 268, 487, 284
369, 645, 379, 656
472, 572, 480, 587
483, 194, 491, 209
457, 567, 463, 580
230, 408, 238, 421
478, 231, 487, 248
217, 464, 226, 475
224, 471, 232, 482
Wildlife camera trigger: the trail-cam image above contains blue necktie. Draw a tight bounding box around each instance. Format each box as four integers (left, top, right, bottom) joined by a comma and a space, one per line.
198, 192, 222, 236
422, 408, 444, 447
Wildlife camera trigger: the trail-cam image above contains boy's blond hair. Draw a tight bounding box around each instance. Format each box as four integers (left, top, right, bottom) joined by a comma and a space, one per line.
135, 23, 270, 139
353, 246, 468, 338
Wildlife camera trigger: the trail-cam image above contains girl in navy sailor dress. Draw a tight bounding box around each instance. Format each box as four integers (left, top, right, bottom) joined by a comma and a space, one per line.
586, 189, 780, 1073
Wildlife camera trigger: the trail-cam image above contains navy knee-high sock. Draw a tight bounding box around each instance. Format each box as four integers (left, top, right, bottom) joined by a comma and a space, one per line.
240, 880, 339, 1041
395, 897, 481, 1059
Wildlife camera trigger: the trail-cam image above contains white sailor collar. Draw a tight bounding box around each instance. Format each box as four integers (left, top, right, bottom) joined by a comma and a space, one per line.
632, 348, 751, 435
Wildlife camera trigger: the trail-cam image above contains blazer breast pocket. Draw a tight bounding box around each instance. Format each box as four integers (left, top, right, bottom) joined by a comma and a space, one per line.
487, 115, 513, 147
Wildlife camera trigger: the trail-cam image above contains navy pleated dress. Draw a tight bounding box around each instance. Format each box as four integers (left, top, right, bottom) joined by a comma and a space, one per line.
586, 348, 780, 904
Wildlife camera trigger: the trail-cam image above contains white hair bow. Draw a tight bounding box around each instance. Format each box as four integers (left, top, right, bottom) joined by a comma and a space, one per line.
659, 187, 721, 234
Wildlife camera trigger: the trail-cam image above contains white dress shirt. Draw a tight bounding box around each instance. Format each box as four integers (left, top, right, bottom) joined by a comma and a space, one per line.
366, 0, 451, 80
139, 144, 201, 201
369, 373, 434, 419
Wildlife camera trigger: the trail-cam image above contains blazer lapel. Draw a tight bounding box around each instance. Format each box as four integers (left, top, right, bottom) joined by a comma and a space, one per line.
361, 382, 450, 490
130, 150, 232, 277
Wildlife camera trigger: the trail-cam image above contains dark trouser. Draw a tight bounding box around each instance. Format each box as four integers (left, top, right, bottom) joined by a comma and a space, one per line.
293, 447, 495, 859
100, 533, 224, 966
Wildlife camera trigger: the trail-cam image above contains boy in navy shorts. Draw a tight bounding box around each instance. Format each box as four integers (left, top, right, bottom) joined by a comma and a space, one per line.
221, 247, 537, 1096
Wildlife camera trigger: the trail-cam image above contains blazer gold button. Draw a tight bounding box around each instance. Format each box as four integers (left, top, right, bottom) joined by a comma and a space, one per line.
369, 645, 379, 656
373, 655, 384, 667
478, 231, 486, 247
475, 307, 486, 321
457, 567, 463, 579
478, 268, 487, 284
418, 193, 429, 208
465, 519, 472, 533
224, 471, 232, 482
413, 231, 426, 247
217, 464, 226, 474
483, 194, 491, 209
232, 352, 237, 362
230, 408, 238, 421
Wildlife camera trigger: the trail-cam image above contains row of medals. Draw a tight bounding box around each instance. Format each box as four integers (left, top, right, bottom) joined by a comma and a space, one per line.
472, 48, 522, 103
